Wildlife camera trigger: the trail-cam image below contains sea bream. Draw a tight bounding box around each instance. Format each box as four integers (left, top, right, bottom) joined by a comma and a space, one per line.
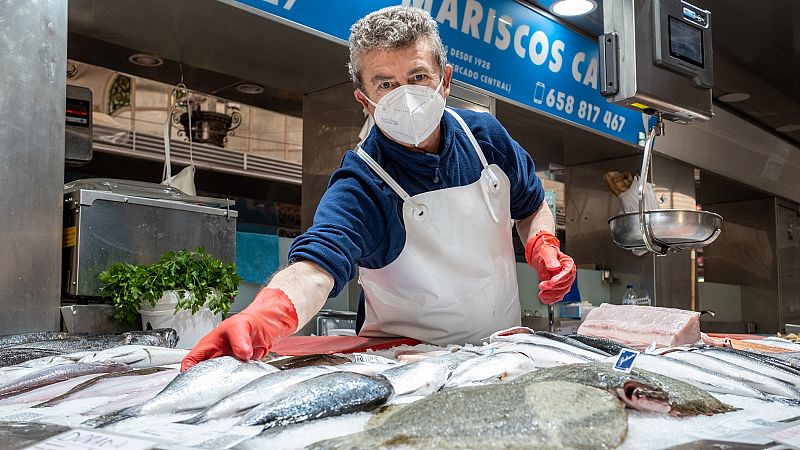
237, 372, 393, 429
309, 381, 628, 450
82, 356, 272, 428
665, 349, 800, 400
180, 365, 334, 424
0, 362, 130, 399
515, 362, 737, 416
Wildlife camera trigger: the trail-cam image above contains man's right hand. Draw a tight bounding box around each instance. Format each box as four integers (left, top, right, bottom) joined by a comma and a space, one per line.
180, 287, 298, 371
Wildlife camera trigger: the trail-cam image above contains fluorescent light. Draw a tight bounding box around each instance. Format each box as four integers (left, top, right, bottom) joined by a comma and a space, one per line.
550, 0, 597, 16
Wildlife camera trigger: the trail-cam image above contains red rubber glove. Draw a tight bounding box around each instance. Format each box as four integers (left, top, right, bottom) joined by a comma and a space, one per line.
181, 287, 298, 371
525, 231, 577, 305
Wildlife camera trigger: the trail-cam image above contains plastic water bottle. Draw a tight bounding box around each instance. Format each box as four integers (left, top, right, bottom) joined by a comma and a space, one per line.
622, 285, 637, 305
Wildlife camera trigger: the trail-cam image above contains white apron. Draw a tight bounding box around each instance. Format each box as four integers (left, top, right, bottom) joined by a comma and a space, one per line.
356, 108, 520, 345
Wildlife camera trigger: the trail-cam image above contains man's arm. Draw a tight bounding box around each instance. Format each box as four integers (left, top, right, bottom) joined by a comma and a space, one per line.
265, 260, 334, 330
515, 200, 555, 244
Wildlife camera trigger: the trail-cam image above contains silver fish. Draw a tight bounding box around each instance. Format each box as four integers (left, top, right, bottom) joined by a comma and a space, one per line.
666, 350, 800, 399
695, 347, 800, 386
0, 362, 130, 399
0, 348, 65, 368
494, 342, 592, 367
515, 362, 737, 417
180, 365, 334, 424
82, 356, 271, 428
619, 353, 767, 399
380, 360, 449, 398
237, 372, 393, 429
445, 351, 536, 388
78, 346, 189, 368
491, 330, 608, 360
33, 367, 174, 408
309, 380, 628, 450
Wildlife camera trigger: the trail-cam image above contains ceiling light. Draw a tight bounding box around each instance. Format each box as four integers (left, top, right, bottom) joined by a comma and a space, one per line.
128, 53, 164, 67
718, 92, 750, 103
550, 0, 597, 16
776, 124, 800, 133
236, 83, 265, 95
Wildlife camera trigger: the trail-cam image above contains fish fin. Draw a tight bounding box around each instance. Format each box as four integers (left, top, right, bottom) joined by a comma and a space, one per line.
81, 406, 141, 428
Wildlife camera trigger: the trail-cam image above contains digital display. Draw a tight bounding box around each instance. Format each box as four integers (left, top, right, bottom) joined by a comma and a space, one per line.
66, 98, 90, 128
669, 16, 704, 68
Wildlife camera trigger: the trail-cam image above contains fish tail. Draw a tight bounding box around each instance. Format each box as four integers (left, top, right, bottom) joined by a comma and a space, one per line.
81, 406, 140, 428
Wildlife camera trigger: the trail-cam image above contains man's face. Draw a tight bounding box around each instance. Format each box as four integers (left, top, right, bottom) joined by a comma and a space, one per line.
354, 38, 452, 114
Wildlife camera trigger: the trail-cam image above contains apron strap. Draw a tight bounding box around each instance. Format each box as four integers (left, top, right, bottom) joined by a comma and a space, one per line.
444, 107, 500, 187
356, 146, 424, 212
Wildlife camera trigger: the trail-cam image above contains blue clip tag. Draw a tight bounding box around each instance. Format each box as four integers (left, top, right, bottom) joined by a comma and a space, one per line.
613, 349, 640, 373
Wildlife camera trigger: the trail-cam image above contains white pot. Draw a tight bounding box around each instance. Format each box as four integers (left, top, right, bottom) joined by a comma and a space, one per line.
140, 290, 223, 349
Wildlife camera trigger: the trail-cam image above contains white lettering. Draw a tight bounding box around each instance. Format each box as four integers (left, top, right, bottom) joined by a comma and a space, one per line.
436, 0, 459, 30
513, 24, 530, 59
494, 15, 512, 50
483, 8, 496, 44
572, 52, 586, 83
283, 0, 296, 9
549, 40, 564, 72
263, 0, 278, 5
461, 0, 483, 39
402, 0, 433, 12
583, 57, 598, 88
528, 30, 548, 65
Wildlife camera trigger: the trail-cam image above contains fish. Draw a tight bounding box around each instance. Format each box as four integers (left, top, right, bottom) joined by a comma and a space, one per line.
267, 354, 351, 370
379, 360, 450, 398
696, 346, 800, 379
569, 334, 633, 355
0, 373, 105, 406
491, 332, 607, 360
514, 362, 737, 416
665, 350, 800, 399
77, 345, 189, 368
493, 342, 593, 368
82, 357, 271, 428
0, 348, 66, 368
308, 380, 628, 450
180, 366, 334, 424
237, 372, 394, 429
617, 353, 767, 399
0, 362, 130, 399
121, 329, 179, 348
0, 331, 71, 348
444, 351, 535, 388
534, 331, 613, 356
32, 367, 174, 408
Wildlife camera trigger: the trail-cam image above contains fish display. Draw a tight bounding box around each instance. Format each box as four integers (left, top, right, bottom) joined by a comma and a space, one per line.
568, 334, 632, 355
181, 366, 334, 424
515, 363, 736, 417
309, 380, 628, 450
83, 357, 271, 428
33, 367, 175, 408
665, 350, 800, 399
444, 351, 535, 387
577, 304, 701, 350
237, 372, 394, 429
267, 354, 351, 370
0, 362, 130, 399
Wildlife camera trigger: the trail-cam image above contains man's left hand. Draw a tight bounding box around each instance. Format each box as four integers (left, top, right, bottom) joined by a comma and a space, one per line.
525, 231, 577, 304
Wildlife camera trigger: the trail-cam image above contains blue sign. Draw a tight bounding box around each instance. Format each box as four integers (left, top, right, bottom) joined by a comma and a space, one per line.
229, 0, 649, 145
613, 348, 640, 373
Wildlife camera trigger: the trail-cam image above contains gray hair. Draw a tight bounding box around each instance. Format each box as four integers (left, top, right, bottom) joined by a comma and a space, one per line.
348, 6, 447, 91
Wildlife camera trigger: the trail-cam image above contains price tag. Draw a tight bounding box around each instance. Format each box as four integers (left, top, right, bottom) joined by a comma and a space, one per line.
24, 429, 154, 450
612, 349, 640, 373
352, 353, 396, 366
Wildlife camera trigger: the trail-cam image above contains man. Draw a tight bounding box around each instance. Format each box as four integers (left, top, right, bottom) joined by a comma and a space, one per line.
182, 6, 575, 370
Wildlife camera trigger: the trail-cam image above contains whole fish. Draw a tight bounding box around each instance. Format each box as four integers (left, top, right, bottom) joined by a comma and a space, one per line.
78, 346, 189, 368
0, 373, 103, 406
309, 380, 628, 450
619, 353, 767, 399
33, 367, 174, 408
569, 334, 632, 355
445, 352, 536, 387
82, 357, 270, 428
267, 354, 350, 370
535, 331, 613, 356
0, 348, 65, 368
494, 342, 592, 367
237, 372, 393, 429
0, 331, 71, 348
180, 366, 334, 424
121, 329, 179, 348
696, 347, 800, 382
0, 362, 130, 399
491, 332, 607, 360
666, 350, 800, 399
515, 362, 737, 416
380, 360, 449, 398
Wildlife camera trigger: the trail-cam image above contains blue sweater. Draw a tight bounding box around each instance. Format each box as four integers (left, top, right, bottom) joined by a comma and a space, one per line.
288, 108, 545, 299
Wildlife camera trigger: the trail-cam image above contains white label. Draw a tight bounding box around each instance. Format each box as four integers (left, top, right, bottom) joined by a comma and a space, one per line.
352, 353, 397, 365
25, 429, 154, 450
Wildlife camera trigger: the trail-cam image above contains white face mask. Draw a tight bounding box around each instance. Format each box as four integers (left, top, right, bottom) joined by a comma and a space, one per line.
361, 76, 446, 147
